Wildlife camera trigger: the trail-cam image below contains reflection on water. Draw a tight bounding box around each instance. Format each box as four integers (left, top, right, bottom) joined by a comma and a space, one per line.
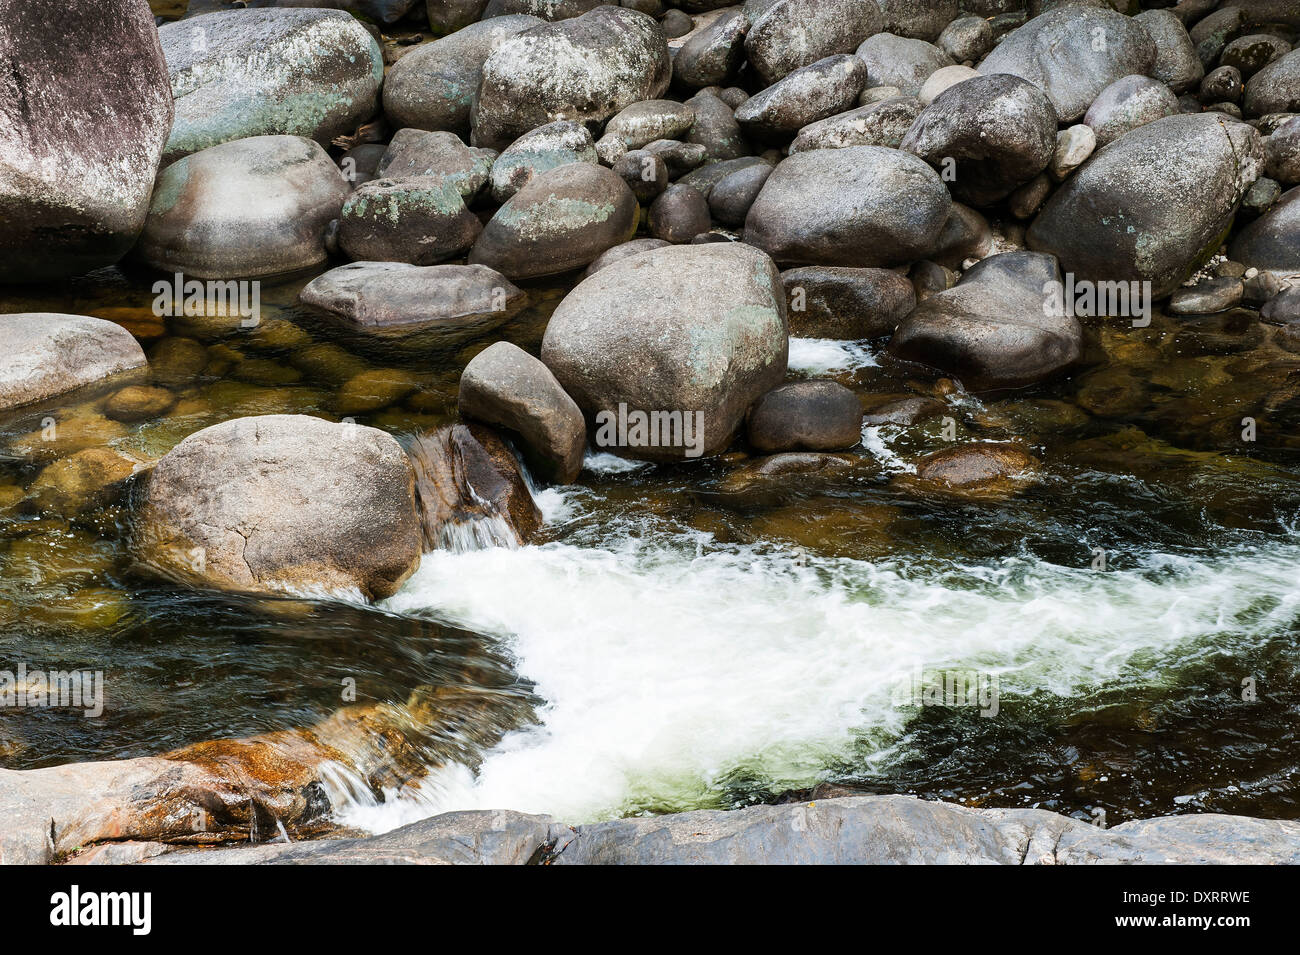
3, 261, 1300, 832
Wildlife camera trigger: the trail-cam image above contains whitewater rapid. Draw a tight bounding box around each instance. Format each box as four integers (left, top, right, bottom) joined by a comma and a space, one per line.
343, 483, 1300, 831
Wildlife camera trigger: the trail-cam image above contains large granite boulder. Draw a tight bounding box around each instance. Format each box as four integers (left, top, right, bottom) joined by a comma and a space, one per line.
469, 163, 639, 280
901, 73, 1058, 206
132, 415, 421, 601
888, 251, 1084, 392
744, 0, 883, 85
744, 146, 951, 267
137, 136, 349, 280
540, 243, 788, 460
977, 6, 1157, 122
0, 0, 173, 282
159, 9, 383, 162
383, 15, 544, 137
471, 7, 672, 150
1027, 113, 1264, 299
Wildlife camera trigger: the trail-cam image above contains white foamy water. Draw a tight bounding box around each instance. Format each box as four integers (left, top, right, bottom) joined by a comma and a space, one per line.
358, 524, 1300, 831
787, 338, 879, 375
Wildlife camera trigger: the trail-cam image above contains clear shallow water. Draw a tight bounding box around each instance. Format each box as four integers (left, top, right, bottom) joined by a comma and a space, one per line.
2, 263, 1300, 833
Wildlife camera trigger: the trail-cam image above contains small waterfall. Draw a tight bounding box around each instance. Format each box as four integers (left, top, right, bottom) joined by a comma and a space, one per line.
404, 425, 542, 555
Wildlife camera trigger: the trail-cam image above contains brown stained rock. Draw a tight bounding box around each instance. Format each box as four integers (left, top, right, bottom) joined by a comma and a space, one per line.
408, 423, 542, 550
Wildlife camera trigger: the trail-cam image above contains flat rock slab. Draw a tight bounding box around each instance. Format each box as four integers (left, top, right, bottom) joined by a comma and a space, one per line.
131, 795, 1300, 865
0, 314, 146, 414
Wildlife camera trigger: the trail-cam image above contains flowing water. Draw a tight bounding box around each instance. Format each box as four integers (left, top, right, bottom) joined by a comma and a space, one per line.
3, 261, 1300, 835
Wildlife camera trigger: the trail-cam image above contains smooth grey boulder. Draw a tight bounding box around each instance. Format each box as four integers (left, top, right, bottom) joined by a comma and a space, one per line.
888, 251, 1084, 392
977, 6, 1157, 122
684, 91, 751, 162
735, 55, 868, 139
482, 0, 604, 19
1230, 186, 1300, 273
1028, 113, 1264, 299
855, 33, 953, 95
489, 121, 599, 203
375, 130, 494, 200
137, 135, 350, 280
649, 184, 713, 241
1266, 116, 1300, 185
674, 7, 749, 88
298, 262, 529, 354
160, 10, 383, 162
937, 16, 994, 64
1245, 49, 1300, 117
1168, 276, 1244, 315
679, 156, 768, 196
132, 415, 421, 601
472, 7, 672, 150
708, 164, 774, 226
1189, 6, 1243, 70
1084, 74, 1180, 147
1133, 8, 1203, 94
0, 315, 147, 414
919, 64, 980, 105
746, 380, 862, 452
744, 146, 952, 267
601, 99, 696, 150
247, 0, 420, 24
613, 149, 669, 202
383, 15, 544, 137
875, 0, 958, 42
744, 0, 883, 84
645, 140, 711, 176
469, 163, 639, 279
338, 177, 482, 266
459, 342, 587, 484
781, 267, 916, 338
790, 96, 923, 152
581, 237, 672, 277
0, 0, 173, 283
540, 242, 788, 461
901, 73, 1058, 206
425, 0, 492, 32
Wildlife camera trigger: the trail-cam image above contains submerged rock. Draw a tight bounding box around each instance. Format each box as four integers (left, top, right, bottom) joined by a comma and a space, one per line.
132, 414, 421, 601
541, 243, 788, 461
459, 342, 586, 484
1028, 114, 1264, 299
299, 262, 529, 354
1, 314, 147, 414
472, 7, 671, 150
137, 136, 350, 280
907, 442, 1039, 498
0, 0, 173, 282
744, 146, 951, 267
889, 251, 1084, 392
160, 9, 383, 162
